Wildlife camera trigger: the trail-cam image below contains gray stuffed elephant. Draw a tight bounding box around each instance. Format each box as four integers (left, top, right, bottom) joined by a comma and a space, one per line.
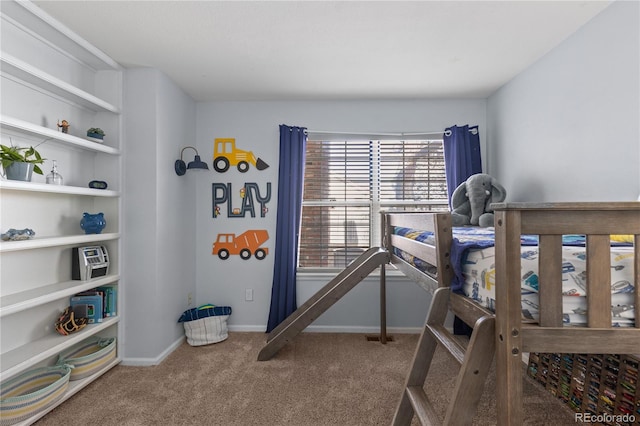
450, 173, 507, 227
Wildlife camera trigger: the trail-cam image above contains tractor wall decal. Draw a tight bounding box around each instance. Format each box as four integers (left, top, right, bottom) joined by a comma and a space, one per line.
212, 230, 269, 260
213, 138, 269, 173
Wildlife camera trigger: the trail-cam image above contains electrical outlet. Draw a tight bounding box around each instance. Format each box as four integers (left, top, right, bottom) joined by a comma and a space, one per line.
187, 292, 193, 306
245, 288, 253, 301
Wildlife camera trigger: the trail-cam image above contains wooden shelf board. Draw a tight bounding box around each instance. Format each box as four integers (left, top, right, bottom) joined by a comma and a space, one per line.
1, 115, 120, 155
13, 357, 121, 426
1, 53, 120, 114
0, 233, 120, 253
0, 274, 119, 317
0, 316, 120, 382
0, 0, 121, 71
0, 179, 119, 197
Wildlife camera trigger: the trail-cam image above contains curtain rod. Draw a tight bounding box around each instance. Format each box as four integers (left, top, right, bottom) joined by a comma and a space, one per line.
306, 128, 477, 138
307, 130, 444, 136
306, 130, 445, 140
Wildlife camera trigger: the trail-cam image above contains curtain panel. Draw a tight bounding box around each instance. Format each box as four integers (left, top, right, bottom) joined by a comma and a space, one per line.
266, 125, 307, 333
443, 124, 482, 208
443, 124, 482, 336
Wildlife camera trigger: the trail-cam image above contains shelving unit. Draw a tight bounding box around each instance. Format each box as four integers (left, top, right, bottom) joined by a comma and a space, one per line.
0, 53, 120, 113
528, 352, 640, 424
0, 1, 123, 423
1, 115, 121, 155
0, 274, 120, 317
0, 233, 120, 253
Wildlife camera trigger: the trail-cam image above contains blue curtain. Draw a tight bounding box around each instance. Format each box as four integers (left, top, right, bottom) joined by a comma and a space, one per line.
266, 125, 307, 333
443, 124, 482, 208
443, 124, 482, 336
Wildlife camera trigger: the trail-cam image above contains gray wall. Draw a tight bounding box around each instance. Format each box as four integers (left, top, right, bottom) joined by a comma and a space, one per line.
121, 0, 640, 361
123, 68, 197, 363
194, 100, 486, 331
487, 0, 640, 201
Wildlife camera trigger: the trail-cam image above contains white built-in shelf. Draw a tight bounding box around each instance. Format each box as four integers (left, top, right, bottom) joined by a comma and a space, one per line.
1, 52, 120, 114
0, 274, 119, 318
0, 179, 119, 197
0, 316, 120, 382
0, 233, 119, 253
0, 0, 120, 72
14, 357, 121, 426
0, 1, 121, 70
0, 116, 120, 155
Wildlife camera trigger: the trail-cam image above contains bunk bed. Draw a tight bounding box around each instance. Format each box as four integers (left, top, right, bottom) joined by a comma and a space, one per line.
383, 202, 640, 425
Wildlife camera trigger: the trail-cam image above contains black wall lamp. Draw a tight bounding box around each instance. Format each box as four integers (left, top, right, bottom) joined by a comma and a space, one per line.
175, 146, 209, 176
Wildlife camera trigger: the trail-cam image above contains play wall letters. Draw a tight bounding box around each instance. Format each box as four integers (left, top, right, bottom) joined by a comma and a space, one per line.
213, 182, 271, 218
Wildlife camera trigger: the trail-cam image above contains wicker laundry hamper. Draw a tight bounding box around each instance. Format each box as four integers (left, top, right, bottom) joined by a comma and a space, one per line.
178, 304, 232, 346
0, 365, 72, 425
57, 336, 116, 380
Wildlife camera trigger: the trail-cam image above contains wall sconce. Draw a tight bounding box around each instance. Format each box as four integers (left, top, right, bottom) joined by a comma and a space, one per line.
175, 146, 209, 176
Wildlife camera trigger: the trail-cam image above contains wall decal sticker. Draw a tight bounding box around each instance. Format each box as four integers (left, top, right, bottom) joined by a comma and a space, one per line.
212, 182, 271, 218
213, 138, 269, 173
212, 230, 269, 260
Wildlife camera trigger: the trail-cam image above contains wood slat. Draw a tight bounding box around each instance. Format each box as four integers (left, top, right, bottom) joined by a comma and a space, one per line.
635, 235, 640, 329
537, 235, 563, 327
427, 324, 466, 365
392, 288, 450, 426
494, 209, 524, 426
391, 234, 438, 266
522, 326, 640, 353
586, 235, 612, 328
386, 212, 443, 233
520, 209, 640, 235
406, 386, 440, 425
443, 316, 496, 426
449, 292, 492, 329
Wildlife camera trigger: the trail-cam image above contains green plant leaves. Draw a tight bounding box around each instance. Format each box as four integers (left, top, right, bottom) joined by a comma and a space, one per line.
0, 144, 46, 175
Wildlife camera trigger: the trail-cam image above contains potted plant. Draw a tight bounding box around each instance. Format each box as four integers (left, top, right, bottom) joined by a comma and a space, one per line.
0, 144, 45, 181
86, 128, 105, 142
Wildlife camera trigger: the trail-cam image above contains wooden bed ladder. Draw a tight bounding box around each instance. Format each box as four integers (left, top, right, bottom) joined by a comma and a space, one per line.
392, 287, 496, 426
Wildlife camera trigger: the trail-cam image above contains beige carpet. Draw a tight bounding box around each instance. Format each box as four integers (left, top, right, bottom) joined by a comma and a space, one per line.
36, 332, 577, 425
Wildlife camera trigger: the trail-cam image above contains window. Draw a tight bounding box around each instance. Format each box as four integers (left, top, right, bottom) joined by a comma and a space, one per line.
299, 136, 449, 269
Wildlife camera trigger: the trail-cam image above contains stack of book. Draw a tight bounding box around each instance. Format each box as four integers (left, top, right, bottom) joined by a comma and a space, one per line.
70, 286, 117, 324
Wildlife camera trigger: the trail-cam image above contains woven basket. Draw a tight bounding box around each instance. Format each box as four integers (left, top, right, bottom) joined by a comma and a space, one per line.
183, 315, 230, 346
179, 305, 232, 346
0, 365, 71, 425
57, 336, 116, 381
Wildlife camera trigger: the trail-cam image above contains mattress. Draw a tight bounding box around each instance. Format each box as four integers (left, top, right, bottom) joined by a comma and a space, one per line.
393, 226, 636, 327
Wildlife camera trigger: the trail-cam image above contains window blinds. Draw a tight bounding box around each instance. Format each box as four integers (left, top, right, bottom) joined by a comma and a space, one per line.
299, 139, 448, 269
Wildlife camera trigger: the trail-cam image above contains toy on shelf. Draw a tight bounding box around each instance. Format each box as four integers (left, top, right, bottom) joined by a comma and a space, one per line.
1, 228, 35, 241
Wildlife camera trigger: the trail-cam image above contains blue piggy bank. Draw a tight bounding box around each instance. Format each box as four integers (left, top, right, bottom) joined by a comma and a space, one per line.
80, 212, 106, 234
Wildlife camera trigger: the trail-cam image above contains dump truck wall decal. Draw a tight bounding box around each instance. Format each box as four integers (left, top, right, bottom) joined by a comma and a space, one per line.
213, 138, 269, 173
213, 182, 271, 218
212, 230, 269, 260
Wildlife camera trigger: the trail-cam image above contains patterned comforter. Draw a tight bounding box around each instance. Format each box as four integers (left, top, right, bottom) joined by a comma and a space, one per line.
393, 226, 636, 327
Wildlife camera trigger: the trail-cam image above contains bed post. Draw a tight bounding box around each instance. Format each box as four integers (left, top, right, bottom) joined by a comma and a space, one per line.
494, 206, 524, 426
380, 211, 388, 343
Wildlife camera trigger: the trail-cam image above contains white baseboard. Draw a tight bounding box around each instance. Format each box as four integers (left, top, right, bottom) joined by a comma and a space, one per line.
227, 324, 423, 334
228, 325, 267, 332
121, 336, 185, 366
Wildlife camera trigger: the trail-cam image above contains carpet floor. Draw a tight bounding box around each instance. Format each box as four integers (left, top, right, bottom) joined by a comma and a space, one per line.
36, 332, 578, 425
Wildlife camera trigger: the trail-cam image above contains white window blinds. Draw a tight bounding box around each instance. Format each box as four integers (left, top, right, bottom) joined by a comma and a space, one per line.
299, 138, 448, 269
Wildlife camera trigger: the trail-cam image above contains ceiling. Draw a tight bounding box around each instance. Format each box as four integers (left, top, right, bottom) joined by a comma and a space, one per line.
33, 1, 612, 102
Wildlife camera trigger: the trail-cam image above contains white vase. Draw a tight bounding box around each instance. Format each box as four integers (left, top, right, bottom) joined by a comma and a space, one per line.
6, 162, 34, 181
